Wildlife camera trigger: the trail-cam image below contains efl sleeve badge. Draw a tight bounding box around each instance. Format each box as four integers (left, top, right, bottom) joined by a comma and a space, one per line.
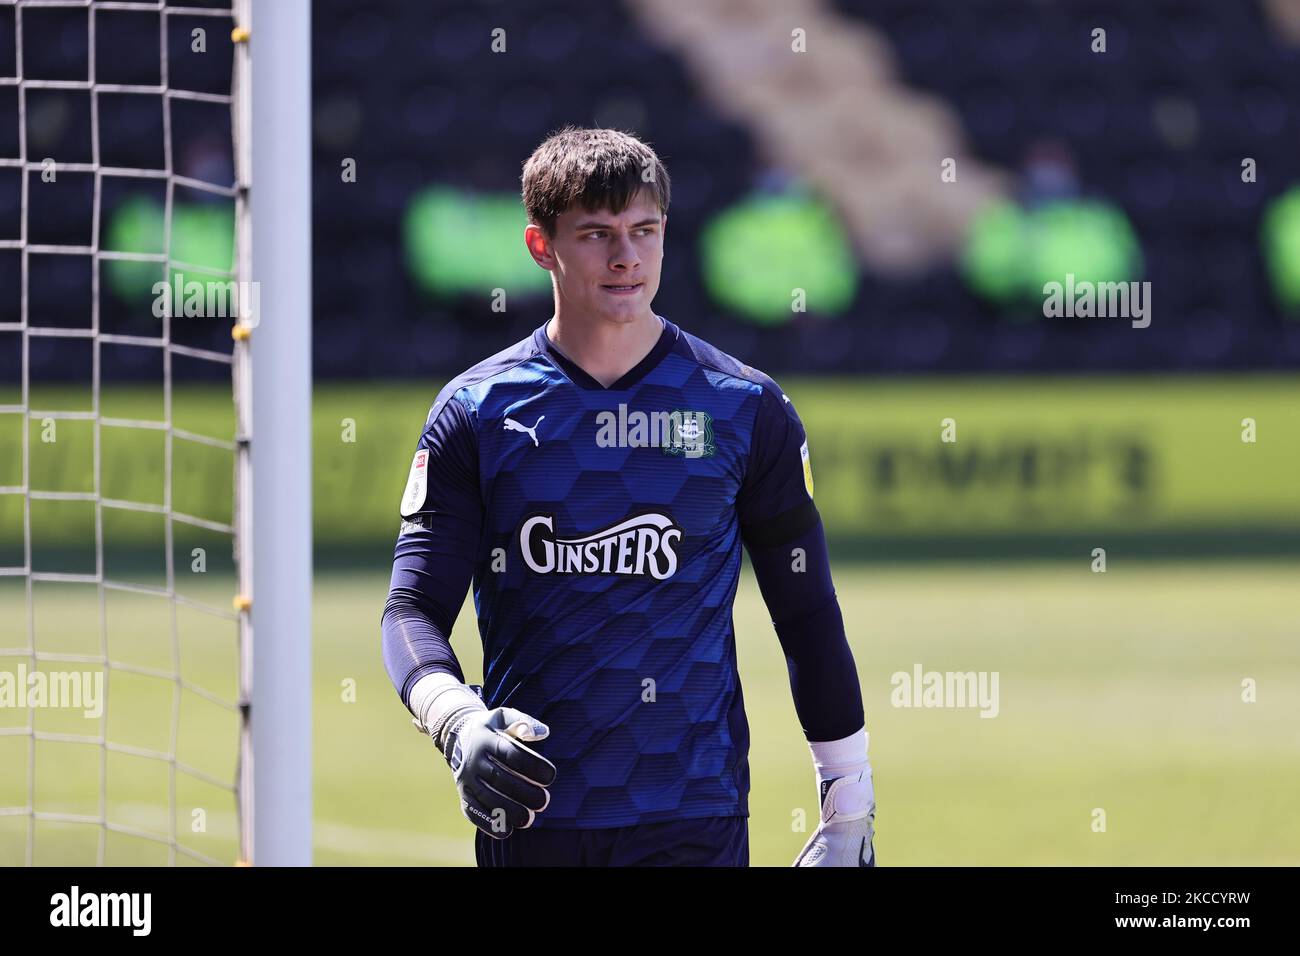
800, 439, 814, 499
400, 449, 430, 517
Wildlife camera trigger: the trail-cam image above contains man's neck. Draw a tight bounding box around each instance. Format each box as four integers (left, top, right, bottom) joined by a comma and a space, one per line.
545, 312, 664, 388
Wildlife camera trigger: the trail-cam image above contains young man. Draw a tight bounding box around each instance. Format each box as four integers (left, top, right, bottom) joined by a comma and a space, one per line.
382, 127, 874, 867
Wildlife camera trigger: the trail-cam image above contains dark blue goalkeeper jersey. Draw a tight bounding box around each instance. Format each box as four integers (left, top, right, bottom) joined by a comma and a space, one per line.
386, 315, 822, 828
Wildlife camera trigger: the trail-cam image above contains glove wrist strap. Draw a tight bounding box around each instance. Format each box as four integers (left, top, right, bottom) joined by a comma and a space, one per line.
408, 673, 487, 744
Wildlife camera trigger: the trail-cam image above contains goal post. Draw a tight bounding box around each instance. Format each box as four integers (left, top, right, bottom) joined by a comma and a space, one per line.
0, 0, 311, 867
239, 0, 313, 867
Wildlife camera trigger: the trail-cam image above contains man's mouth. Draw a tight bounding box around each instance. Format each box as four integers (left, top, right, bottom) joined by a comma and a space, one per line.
602, 282, 642, 295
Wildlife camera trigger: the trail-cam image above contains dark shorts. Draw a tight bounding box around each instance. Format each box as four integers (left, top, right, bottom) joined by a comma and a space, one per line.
475, 815, 749, 867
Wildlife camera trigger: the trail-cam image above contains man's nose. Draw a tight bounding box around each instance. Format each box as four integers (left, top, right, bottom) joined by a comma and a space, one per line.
611, 234, 641, 268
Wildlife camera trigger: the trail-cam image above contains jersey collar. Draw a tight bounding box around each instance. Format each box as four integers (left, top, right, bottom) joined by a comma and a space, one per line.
534, 315, 679, 391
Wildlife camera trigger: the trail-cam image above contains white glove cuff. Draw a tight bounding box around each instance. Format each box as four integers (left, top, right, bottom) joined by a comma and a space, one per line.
809, 727, 874, 819
409, 672, 487, 742
808, 726, 870, 784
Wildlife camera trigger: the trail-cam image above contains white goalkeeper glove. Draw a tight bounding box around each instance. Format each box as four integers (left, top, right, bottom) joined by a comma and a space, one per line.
793, 728, 876, 867
409, 673, 557, 839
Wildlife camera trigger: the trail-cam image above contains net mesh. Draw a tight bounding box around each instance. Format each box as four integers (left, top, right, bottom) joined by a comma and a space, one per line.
0, 0, 247, 866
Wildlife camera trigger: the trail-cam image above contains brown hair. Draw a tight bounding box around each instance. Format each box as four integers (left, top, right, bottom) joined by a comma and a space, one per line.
521, 126, 671, 238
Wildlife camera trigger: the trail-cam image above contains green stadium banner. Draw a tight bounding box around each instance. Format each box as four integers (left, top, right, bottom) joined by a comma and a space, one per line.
6, 377, 1297, 563
790, 377, 1299, 555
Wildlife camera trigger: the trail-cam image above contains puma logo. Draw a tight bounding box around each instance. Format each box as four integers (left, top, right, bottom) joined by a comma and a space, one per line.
503, 414, 545, 447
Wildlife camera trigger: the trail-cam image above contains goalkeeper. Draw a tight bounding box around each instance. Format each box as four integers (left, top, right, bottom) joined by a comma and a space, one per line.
381, 127, 874, 867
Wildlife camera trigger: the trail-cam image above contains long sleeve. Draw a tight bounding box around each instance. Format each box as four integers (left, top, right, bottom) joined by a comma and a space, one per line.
381, 391, 483, 711
737, 384, 865, 741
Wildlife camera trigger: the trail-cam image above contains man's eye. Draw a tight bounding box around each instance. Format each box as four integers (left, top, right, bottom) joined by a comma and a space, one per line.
583, 228, 652, 239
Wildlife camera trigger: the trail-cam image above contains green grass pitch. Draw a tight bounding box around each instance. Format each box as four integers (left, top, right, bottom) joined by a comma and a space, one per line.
3, 560, 1297, 866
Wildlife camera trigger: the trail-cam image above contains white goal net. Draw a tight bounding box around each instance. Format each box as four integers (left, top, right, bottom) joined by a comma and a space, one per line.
0, 0, 255, 866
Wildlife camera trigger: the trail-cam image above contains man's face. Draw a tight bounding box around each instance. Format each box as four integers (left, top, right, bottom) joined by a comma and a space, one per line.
526, 190, 666, 325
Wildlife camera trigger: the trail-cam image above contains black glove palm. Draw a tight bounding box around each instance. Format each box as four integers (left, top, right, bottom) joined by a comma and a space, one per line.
436, 705, 558, 840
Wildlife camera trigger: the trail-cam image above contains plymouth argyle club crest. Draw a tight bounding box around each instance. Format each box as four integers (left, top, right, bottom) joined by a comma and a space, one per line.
594, 404, 717, 459
663, 408, 715, 459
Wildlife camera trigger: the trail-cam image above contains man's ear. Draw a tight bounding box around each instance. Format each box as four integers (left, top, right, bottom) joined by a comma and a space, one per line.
524, 223, 556, 270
